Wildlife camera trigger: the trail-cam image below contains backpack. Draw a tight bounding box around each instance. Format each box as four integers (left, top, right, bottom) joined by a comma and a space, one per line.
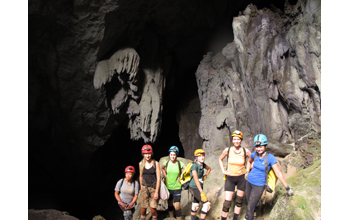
179, 162, 194, 190
253, 152, 277, 193
118, 178, 138, 192
224, 146, 247, 180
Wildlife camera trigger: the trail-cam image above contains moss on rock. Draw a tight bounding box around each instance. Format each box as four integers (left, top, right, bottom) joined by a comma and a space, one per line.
268, 160, 321, 220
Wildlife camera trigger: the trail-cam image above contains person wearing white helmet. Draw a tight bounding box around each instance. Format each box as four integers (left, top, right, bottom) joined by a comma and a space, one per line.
219, 130, 252, 220
244, 134, 293, 220
161, 146, 185, 220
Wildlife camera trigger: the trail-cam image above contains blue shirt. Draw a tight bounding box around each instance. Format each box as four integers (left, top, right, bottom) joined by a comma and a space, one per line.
247, 152, 277, 186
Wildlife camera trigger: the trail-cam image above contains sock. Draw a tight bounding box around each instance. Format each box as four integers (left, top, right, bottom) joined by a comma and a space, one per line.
221, 217, 227, 220
191, 214, 196, 220
233, 213, 239, 220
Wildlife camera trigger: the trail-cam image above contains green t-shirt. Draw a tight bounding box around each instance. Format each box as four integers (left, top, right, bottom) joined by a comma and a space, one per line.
189, 162, 207, 189
163, 160, 185, 190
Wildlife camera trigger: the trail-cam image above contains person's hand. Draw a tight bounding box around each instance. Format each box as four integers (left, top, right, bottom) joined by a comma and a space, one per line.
154, 192, 159, 200
245, 172, 249, 180
285, 186, 293, 196
200, 191, 208, 203
126, 202, 134, 209
120, 202, 128, 208
222, 170, 229, 175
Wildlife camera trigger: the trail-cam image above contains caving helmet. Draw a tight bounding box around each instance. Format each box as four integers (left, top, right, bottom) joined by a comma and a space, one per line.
141, 144, 153, 154
254, 134, 269, 146
231, 130, 243, 139
194, 149, 205, 157
169, 146, 179, 155
125, 166, 136, 173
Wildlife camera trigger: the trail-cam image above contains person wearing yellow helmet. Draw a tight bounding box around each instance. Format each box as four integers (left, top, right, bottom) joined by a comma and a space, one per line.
219, 130, 252, 220
189, 149, 211, 220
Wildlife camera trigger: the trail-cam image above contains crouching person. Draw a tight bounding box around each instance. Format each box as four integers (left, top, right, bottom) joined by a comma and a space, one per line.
189, 149, 211, 220
114, 166, 139, 220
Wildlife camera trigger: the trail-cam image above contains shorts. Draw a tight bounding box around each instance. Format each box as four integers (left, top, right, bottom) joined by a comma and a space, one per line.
189, 187, 203, 203
169, 189, 182, 203
224, 174, 246, 192
140, 186, 159, 209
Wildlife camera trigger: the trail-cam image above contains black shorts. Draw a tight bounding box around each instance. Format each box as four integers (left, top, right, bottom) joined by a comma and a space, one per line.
224, 174, 246, 192
189, 187, 203, 203
168, 189, 182, 203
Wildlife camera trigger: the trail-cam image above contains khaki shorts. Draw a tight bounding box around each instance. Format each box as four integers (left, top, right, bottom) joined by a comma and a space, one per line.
140, 186, 159, 209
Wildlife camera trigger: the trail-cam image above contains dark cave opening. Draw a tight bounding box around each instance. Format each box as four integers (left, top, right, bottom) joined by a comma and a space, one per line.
28, 0, 308, 219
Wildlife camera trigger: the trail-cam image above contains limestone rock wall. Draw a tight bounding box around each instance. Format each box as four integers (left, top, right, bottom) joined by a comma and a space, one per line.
195, 0, 321, 154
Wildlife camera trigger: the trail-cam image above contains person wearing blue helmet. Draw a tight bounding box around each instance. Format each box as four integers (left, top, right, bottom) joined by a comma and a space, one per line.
244, 134, 293, 220
161, 146, 185, 220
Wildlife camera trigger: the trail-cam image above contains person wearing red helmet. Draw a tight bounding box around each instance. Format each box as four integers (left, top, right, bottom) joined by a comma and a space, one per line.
114, 166, 139, 220
139, 144, 161, 220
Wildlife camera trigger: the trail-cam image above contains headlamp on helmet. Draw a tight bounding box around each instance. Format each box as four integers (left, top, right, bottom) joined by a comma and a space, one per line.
194, 149, 205, 157
253, 134, 268, 146
125, 166, 135, 173
169, 146, 179, 155
141, 144, 153, 154
231, 130, 243, 139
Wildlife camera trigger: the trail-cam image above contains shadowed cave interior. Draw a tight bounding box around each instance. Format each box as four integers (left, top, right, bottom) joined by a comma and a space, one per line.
28, 0, 301, 219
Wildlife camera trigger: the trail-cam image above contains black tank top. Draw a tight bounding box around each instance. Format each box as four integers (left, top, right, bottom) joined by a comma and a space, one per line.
142, 160, 157, 188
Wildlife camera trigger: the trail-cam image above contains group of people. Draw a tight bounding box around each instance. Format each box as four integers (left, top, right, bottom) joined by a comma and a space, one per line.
114, 131, 293, 220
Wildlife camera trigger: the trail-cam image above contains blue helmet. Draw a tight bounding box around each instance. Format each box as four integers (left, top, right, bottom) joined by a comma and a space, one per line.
169, 146, 179, 155
254, 134, 268, 146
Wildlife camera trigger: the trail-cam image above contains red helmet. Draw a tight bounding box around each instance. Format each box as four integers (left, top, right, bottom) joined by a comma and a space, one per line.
125, 166, 135, 173
141, 144, 153, 154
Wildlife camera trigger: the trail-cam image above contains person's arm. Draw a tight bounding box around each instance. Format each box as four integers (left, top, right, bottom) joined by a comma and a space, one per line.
154, 161, 161, 200
203, 164, 211, 180
161, 163, 167, 184
272, 162, 293, 196
114, 191, 123, 205
219, 148, 229, 175
246, 148, 252, 158
114, 185, 127, 208
139, 162, 143, 190
245, 156, 254, 180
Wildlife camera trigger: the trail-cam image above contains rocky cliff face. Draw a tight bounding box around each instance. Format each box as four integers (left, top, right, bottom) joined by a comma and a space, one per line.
29, 0, 320, 219
194, 0, 320, 156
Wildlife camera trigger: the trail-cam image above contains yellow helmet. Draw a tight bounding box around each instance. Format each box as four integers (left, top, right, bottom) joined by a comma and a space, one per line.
231, 130, 243, 139
194, 149, 205, 157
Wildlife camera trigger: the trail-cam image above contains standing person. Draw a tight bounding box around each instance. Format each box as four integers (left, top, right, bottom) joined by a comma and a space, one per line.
218, 130, 252, 220
244, 134, 294, 220
114, 166, 139, 220
139, 144, 161, 220
161, 146, 185, 220
189, 149, 212, 220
